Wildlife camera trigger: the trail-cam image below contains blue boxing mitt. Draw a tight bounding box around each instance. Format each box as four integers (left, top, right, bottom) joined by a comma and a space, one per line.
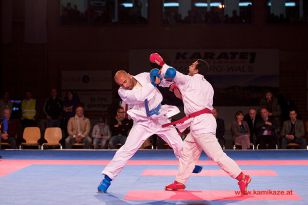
150, 68, 162, 87
165, 67, 176, 81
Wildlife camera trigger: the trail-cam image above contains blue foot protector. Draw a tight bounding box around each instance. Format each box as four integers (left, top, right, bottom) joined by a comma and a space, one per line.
97, 175, 112, 193
192, 165, 203, 173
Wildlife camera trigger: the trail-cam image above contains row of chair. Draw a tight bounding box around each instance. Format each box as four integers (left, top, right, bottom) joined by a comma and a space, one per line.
232, 142, 304, 150
23, 127, 62, 150
232, 143, 279, 150
1, 127, 305, 150
0, 127, 63, 150
0, 126, 152, 150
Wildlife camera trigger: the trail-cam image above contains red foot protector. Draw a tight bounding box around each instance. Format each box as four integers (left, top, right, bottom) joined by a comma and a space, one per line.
142, 169, 277, 176
125, 190, 301, 201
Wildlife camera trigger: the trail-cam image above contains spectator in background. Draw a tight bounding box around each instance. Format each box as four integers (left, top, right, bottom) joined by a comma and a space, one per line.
256, 108, 277, 149
65, 105, 92, 149
260, 91, 281, 131
92, 117, 111, 149
63, 90, 79, 125
281, 110, 307, 149
0, 108, 19, 149
44, 88, 63, 128
231, 111, 250, 150
212, 108, 225, 148
21, 91, 37, 127
62, 90, 79, 146
244, 107, 261, 145
0, 92, 12, 119
109, 107, 133, 149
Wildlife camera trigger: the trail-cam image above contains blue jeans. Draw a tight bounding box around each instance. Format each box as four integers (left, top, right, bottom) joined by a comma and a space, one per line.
93, 138, 109, 149
281, 137, 307, 149
108, 134, 127, 149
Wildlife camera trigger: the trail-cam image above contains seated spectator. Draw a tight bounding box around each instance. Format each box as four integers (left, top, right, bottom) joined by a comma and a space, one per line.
21, 91, 37, 127
0, 108, 18, 149
231, 111, 250, 150
65, 105, 92, 149
244, 107, 261, 145
0, 91, 12, 119
109, 107, 133, 149
256, 108, 277, 149
92, 117, 111, 149
44, 88, 63, 128
260, 91, 281, 131
212, 108, 225, 148
281, 110, 307, 149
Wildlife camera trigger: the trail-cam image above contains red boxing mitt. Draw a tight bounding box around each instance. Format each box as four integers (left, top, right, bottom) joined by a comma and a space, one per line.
149, 53, 165, 66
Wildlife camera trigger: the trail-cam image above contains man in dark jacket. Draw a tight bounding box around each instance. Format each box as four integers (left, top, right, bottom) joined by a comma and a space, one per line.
244, 107, 261, 146
281, 110, 307, 149
256, 107, 277, 149
44, 88, 63, 128
108, 107, 133, 148
259, 91, 281, 131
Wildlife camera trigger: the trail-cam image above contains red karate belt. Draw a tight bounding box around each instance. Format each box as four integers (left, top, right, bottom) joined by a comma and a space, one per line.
162, 108, 213, 128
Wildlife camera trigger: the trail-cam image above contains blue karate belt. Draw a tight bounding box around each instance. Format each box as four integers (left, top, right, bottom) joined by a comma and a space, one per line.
144, 99, 161, 117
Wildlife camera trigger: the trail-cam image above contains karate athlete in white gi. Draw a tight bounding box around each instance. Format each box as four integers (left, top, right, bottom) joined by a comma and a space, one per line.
149, 53, 252, 195
97, 70, 202, 193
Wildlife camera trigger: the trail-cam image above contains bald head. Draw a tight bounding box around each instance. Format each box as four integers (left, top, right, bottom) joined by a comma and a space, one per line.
114, 70, 135, 90
114, 70, 128, 80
